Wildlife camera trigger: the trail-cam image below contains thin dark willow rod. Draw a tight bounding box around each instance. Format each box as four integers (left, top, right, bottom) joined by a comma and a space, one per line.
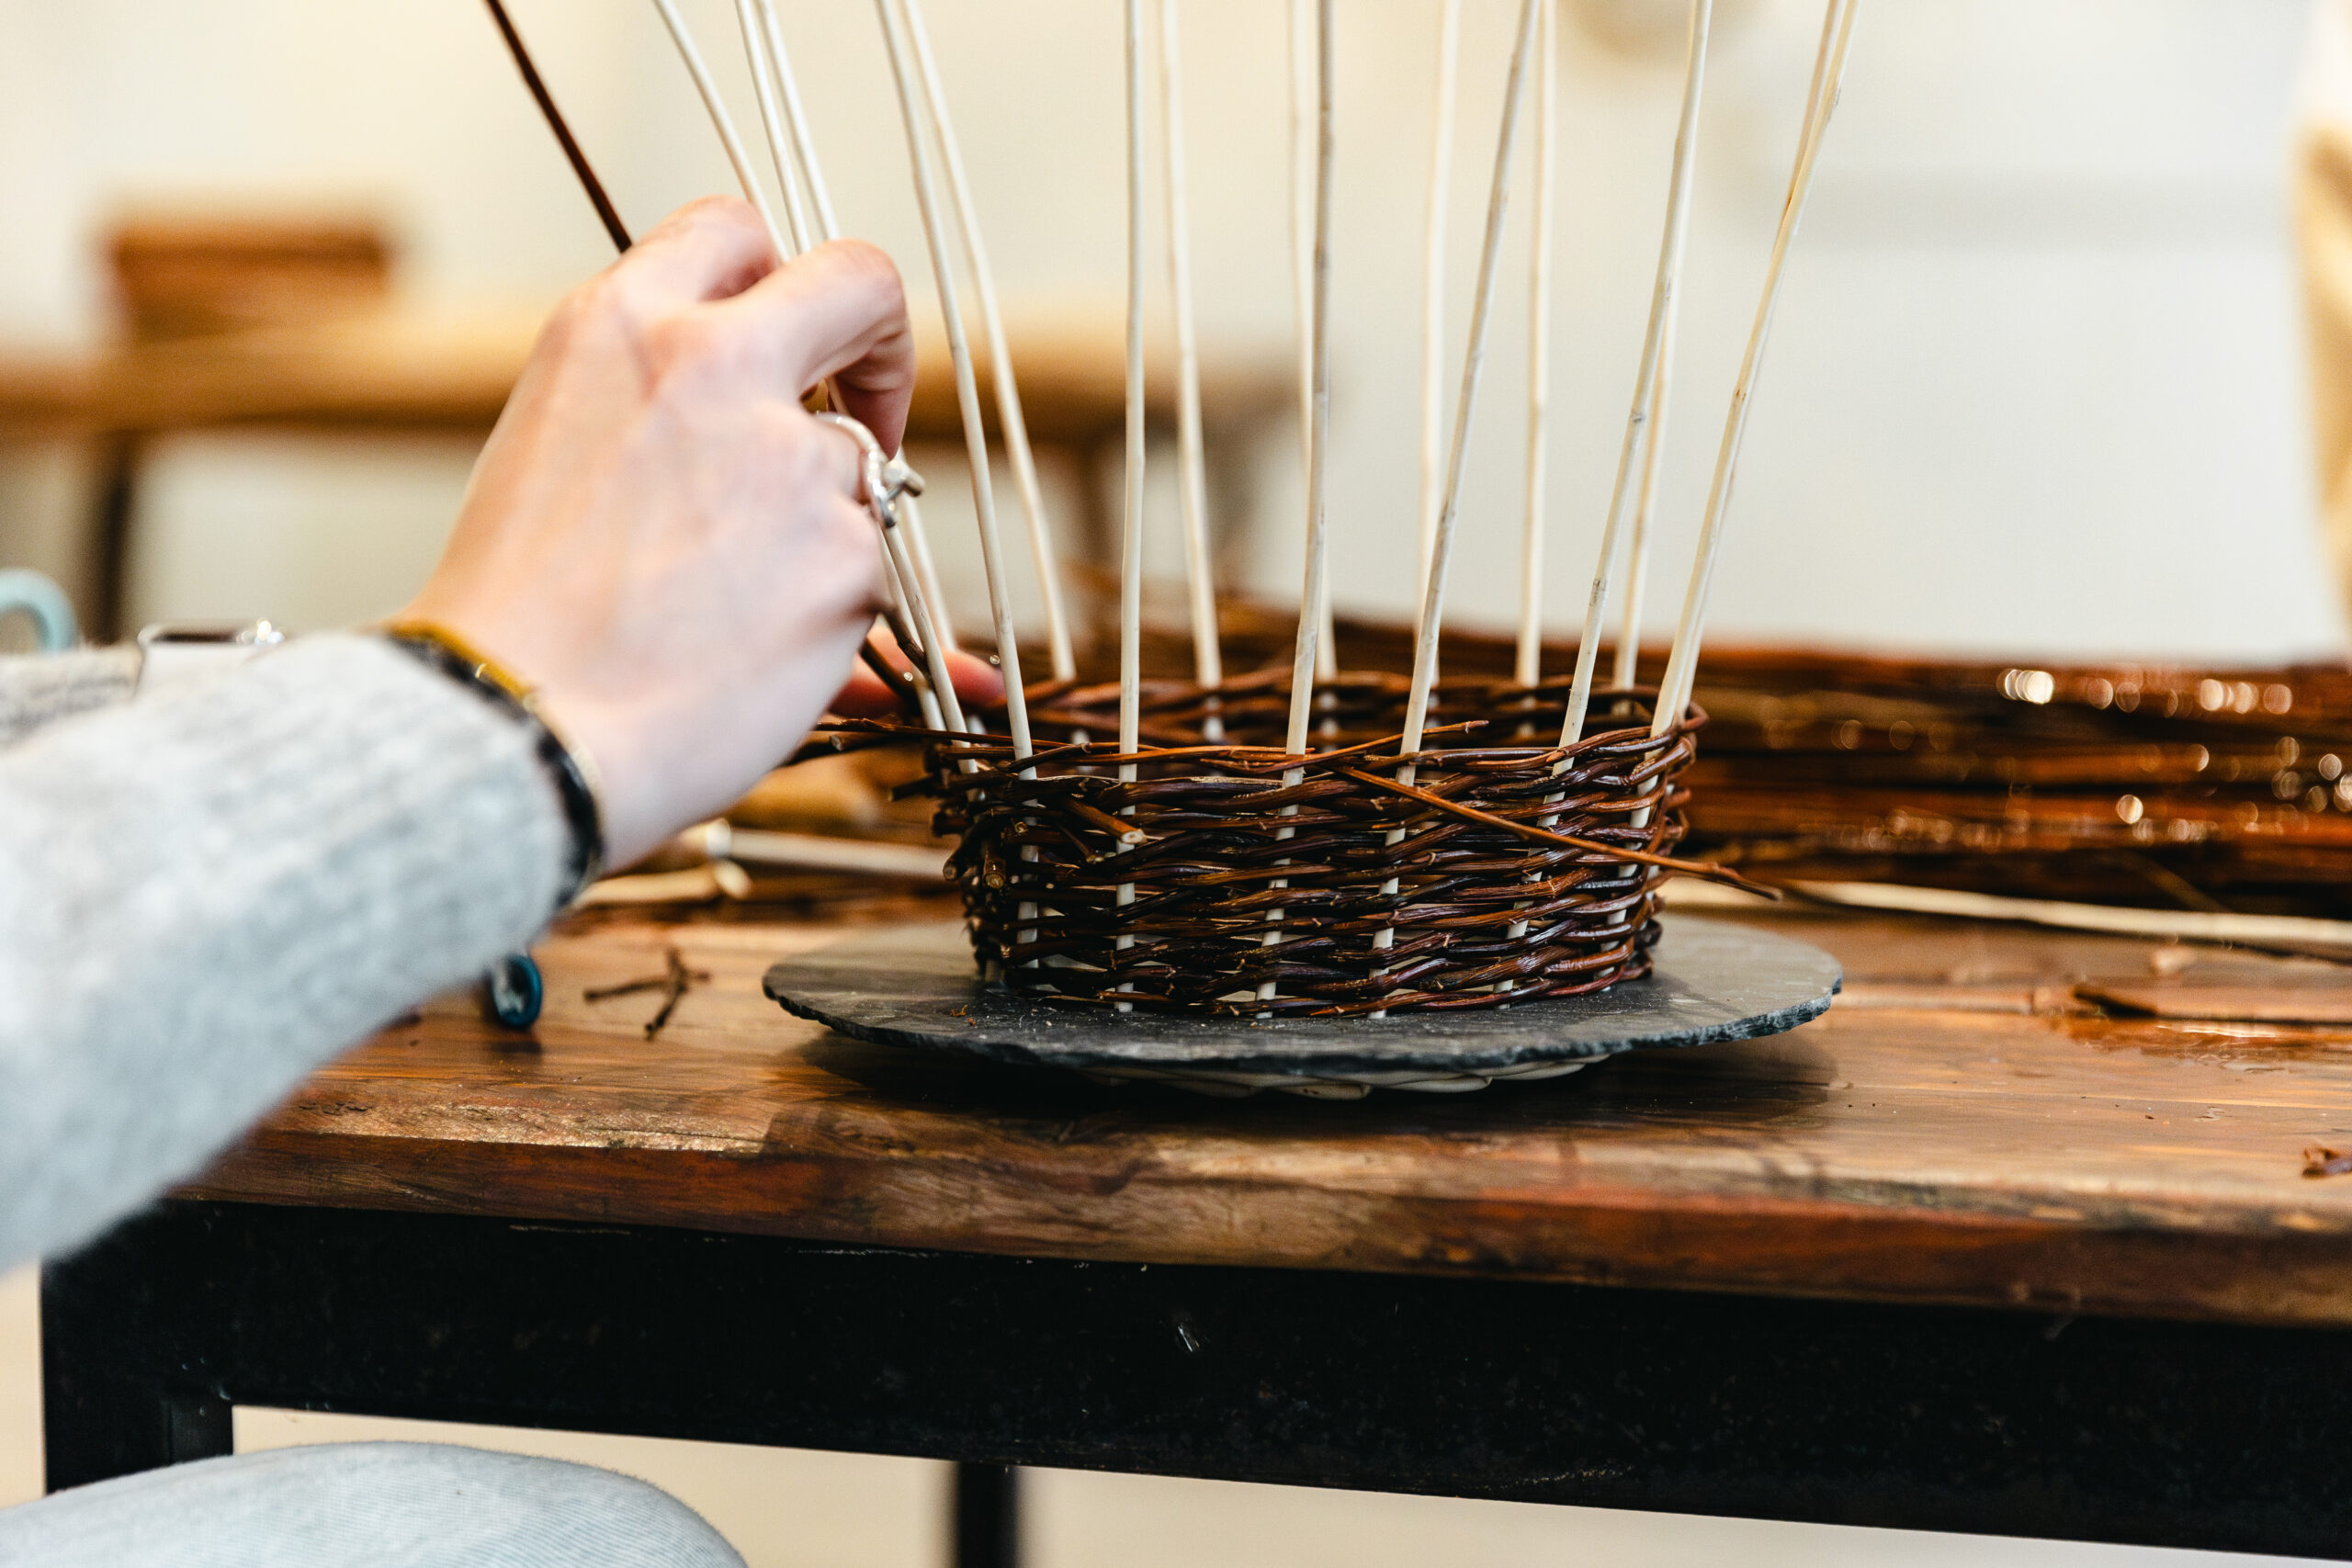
481, 0, 632, 253
1332, 767, 1770, 896
856, 636, 924, 716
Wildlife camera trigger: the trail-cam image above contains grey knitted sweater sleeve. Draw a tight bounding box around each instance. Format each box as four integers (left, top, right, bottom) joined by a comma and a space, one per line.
0, 646, 140, 747
0, 635, 567, 1270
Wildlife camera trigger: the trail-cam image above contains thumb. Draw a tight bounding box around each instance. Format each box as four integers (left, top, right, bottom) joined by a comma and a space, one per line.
696, 239, 917, 454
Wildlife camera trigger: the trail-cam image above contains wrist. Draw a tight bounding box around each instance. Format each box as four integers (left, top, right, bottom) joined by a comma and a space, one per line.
379, 619, 606, 911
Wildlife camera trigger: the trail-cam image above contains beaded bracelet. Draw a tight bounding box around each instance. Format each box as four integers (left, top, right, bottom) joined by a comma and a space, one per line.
379, 620, 605, 911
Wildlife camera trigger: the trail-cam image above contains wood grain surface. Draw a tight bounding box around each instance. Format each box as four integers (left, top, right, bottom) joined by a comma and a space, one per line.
184, 901, 2352, 1328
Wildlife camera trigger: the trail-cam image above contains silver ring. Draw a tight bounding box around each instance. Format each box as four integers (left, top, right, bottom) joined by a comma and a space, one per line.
812, 411, 924, 528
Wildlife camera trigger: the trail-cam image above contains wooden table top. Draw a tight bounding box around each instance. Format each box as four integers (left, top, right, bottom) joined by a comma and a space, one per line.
186, 899, 2352, 1329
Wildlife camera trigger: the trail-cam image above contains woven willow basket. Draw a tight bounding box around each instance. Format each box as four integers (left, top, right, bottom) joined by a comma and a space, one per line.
843, 670, 1709, 1018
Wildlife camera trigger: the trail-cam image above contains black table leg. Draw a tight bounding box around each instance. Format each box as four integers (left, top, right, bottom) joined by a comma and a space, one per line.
953, 1462, 1020, 1568
84, 430, 143, 646
40, 1260, 231, 1493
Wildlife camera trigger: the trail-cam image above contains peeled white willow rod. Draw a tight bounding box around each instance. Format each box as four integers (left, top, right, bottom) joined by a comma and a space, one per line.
881, 525, 964, 735
1624, 0, 1845, 697
900, 0, 1080, 682
1157, 0, 1224, 705
754, 0, 840, 242
1613, 6, 1700, 695
1118, 0, 1151, 768
1554, 0, 1712, 750
1398, 0, 1544, 762
1288, 0, 1336, 682
1792, 0, 1846, 145
1651, 0, 1859, 739
1280, 0, 1337, 761
1415, 0, 1464, 611
677, 0, 934, 682
650, 0, 790, 262
897, 493, 958, 653
1259, 0, 1334, 1010
734, 0, 810, 254
1612, 339, 1670, 691
1373, 0, 1540, 1015
1500, 0, 1558, 999
750, 0, 955, 653
741, 6, 960, 670
875, 0, 1032, 758
1115, 0, 1151, 1008
1514, 0, 1556, 692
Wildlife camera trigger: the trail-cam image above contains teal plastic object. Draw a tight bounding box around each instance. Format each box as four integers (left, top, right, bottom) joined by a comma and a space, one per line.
0, 570, 78, 653
483, 952, 545, 1030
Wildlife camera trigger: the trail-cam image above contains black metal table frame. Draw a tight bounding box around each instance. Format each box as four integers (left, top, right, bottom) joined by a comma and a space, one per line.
39, 1201, 2352, 1564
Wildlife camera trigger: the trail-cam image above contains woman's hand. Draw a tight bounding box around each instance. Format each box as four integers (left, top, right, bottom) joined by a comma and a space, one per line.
400, 197, 994, 866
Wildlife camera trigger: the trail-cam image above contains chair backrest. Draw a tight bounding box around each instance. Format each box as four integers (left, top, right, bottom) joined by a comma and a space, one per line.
106, 215, 392, 342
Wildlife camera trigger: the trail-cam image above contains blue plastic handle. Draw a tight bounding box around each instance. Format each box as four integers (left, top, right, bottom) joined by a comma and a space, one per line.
0, 570, 78, 654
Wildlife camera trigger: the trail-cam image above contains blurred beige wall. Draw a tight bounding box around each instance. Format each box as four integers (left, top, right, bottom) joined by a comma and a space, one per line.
0, 0, 2342, 657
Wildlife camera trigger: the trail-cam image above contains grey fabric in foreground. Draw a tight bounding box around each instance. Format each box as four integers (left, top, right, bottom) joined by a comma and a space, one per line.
0, 1442, 746, 1568
0, 634, 567, 1271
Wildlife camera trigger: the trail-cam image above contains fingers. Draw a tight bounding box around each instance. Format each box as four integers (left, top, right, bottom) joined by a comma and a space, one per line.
831, 650, 913, 718
798, 405, 868, 507
587, 206, 912, 456
944, 648, 1008, 708
828, 635, 1008, 720
596, 204, 912, 456
606, 197, 780, 310
699, 240, 916, 454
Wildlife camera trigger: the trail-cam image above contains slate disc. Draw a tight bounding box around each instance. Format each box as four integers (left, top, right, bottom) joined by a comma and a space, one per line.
764, 916, 1841, 1097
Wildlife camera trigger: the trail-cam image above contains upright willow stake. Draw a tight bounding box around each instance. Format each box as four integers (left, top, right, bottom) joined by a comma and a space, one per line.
1289, 0, 1336, 682
875, 0, 1032, 757
880, 526, 959, 734
897, 492, 957, 653
1374, 0, 1541, 1018
1613, 342, 1669, 691
650, 0, 789, 261
1500, 0, 1558, 999
668, 0, 964, 684
1114, 0, 1151, 1009
742, 1, 956, 653
1515, 0, 1556, 692
901, 0, 1080, 682
1416, 0, 1464, 611
755, 0, 839, 241
1280, 0, 1336, 761
734, 0, 810, 254
1158, 0, 1224, 715
1258, 0, 1334, 1011
1399, 0, 1544, 761
1652, 0, 1860, 739
1555, 0, 1712, 749
818, 412, 966, 739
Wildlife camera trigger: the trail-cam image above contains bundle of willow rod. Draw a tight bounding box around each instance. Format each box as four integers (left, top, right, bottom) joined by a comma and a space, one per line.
842, 682, 1713, 1016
